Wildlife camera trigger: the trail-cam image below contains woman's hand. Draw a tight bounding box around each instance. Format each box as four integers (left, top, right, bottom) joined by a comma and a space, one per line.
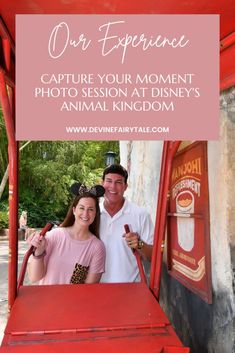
27, 231, 47, 283
27, 231, 47, 256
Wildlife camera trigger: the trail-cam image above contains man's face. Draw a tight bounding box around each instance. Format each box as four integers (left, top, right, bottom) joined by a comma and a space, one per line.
102, 173, 127, 205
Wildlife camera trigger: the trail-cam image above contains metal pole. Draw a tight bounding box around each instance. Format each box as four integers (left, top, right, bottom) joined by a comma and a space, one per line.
0, 69, 18, 310
149, 141, 169, 294
150, 141, 181, 299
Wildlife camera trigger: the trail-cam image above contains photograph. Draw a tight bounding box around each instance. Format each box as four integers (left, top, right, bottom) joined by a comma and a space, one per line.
0, 2, 234, 353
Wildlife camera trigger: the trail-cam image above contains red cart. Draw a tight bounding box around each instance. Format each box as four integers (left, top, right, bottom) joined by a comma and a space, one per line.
0, 1, 234, 352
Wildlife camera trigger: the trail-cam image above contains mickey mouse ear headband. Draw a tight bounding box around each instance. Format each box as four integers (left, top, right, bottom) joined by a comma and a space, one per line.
70, 182, 105, 198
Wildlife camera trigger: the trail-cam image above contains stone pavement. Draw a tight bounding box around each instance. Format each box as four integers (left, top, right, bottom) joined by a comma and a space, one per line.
0, 240, 29, 343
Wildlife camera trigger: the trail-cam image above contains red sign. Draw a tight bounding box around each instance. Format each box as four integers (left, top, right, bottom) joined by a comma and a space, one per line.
167, 141, 212, 303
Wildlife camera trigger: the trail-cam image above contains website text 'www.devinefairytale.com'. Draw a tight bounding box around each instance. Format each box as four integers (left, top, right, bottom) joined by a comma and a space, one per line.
65, 126, 169, 134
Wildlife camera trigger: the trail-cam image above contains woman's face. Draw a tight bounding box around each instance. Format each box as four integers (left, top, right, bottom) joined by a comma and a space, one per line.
73, 197, 96, 227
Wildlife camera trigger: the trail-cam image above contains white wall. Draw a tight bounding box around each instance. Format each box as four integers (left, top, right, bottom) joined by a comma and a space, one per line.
120, 141, 162, 220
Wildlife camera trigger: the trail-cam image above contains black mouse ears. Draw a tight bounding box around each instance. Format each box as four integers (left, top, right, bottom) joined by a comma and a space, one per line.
70, 182, 105, 198
90, 185, 105, 197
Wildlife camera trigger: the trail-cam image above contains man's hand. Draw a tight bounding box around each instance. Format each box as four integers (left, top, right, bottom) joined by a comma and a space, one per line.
124, 231, 153, 261
124, 232, 139, 250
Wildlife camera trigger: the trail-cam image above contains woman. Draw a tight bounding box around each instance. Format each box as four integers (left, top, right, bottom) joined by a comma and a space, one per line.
28, 183, 106, 285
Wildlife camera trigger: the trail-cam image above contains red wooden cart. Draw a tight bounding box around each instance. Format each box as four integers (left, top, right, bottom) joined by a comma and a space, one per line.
0, 1, 234, 352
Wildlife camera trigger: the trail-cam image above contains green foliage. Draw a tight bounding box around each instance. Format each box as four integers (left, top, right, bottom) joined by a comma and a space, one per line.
0, 200, 9, 228
0, 131, 119, 227
19, 191, 66, 227
0, 209, 8, 228
18, 141, 119, 227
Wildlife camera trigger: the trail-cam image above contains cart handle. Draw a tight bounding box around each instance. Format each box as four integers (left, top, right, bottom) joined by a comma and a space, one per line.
124, 224, 147, 284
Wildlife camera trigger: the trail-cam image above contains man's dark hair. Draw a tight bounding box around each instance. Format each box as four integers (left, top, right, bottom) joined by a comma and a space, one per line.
102, 164, 128, 183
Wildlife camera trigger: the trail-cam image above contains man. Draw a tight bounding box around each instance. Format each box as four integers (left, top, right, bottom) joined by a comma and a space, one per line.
100, 164, 154, 283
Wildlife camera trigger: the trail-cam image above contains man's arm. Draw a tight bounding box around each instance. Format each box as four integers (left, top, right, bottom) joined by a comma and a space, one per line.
138, 241, 153, 261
